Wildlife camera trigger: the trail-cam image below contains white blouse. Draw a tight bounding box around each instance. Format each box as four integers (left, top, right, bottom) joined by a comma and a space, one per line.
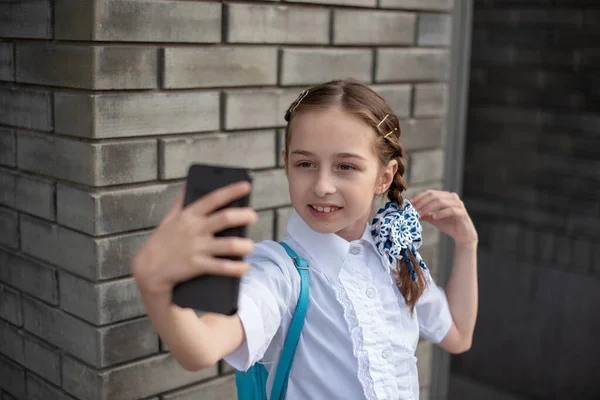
225, 210, 452, 400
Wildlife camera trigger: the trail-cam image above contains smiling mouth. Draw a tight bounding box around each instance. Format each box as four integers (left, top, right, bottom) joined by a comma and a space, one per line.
310, 204, 341, 213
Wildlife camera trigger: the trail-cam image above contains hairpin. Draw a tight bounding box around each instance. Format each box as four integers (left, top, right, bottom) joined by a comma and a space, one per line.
285, 90, 310, 121
384, 128, 398, 139
377, 114, 389, 128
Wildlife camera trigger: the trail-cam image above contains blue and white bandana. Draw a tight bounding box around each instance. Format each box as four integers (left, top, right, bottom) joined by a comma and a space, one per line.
371, 200, 428, 281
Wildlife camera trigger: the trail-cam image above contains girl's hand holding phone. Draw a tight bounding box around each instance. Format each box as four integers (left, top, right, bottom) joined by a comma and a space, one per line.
132, 181, 258, 297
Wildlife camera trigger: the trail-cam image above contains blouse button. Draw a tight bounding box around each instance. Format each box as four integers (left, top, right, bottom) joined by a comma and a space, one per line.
350, 246, 361, 255
366, 287, 376, 299
382, 348, 392, 359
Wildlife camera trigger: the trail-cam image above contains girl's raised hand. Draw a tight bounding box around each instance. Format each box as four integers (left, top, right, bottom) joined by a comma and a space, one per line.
410, 190, 478, 247
132, 181, 258, 296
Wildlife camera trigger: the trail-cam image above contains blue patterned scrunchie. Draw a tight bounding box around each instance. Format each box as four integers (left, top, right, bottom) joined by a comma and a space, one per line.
371, 200, 428, 281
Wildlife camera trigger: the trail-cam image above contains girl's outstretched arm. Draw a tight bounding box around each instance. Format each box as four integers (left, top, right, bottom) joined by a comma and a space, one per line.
134, 280, 245, 371
132, 182, 258, 370
411, 190, 479, 354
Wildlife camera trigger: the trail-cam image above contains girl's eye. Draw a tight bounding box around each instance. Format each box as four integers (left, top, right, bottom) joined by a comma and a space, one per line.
339, 164, 356, 171
297, 161, 314, 168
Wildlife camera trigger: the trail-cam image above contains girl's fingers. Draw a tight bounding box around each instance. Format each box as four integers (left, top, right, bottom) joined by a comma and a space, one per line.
431, 207, 463, 221
415, 198, 442, 217
410, 190, 446, 210
186, 181, 252, 216
198, 237, 254, 257
415, 194, 460, 217
203, 207, 258, 234
190, 255, 251, 277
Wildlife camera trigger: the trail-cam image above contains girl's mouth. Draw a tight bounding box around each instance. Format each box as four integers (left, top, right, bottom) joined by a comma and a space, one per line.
308, 204, 342, 217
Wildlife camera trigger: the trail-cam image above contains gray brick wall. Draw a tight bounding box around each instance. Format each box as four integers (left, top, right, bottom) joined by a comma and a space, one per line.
0, 1, 455, 399
454, 1, 600, 398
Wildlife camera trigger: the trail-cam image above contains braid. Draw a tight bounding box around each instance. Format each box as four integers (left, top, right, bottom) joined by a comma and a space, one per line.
374, 114, 427, 313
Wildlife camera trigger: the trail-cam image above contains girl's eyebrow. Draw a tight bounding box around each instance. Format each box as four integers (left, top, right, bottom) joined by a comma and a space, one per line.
291, 149, 366, 161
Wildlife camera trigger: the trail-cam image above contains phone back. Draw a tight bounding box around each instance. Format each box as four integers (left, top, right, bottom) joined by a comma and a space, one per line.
172, 164, 252, 315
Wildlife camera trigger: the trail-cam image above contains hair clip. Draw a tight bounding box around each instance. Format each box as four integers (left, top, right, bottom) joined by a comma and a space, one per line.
376, 114, 389, 128
285, 90, 310, 121
384, 128, 398, 139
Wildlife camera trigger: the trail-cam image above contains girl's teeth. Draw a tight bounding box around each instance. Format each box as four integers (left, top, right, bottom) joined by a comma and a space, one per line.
312, 205, 337, 213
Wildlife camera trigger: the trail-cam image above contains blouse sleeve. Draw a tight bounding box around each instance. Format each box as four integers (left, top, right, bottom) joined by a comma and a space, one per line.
415, 254, 453, 343
223, 241, 297, 372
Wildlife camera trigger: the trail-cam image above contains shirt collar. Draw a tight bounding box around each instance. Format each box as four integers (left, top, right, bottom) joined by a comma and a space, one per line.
286, 209, 383, 280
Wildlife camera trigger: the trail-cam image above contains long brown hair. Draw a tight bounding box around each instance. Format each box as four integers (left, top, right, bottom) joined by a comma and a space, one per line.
284, 78, 427, 311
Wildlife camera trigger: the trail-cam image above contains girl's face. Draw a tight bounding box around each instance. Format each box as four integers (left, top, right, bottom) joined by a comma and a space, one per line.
284, 107, 397, 242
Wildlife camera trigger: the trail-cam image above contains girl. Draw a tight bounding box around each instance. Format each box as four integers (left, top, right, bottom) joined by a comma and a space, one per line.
132, 79, 478, 400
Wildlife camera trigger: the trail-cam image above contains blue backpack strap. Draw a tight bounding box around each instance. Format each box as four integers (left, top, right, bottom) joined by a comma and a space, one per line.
270, 241, 310, 400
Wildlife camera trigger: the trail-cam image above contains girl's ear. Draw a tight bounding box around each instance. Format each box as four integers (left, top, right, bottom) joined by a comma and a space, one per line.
376, 159, 398, 195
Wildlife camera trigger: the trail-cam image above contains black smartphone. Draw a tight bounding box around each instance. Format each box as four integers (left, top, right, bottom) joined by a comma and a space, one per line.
171, 164, 252, 315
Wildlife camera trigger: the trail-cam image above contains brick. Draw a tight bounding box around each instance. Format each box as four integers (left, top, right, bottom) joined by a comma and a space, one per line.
219, 360, 235, 374
81, 230, 150, 281
376, 49, 450, 82
163, 375, 236, 400
418, 13, 452, 46
280, 48, 372, 86
371, 84, 412, 118
276, 207, 294, 241
18, 131, 157, 186
26, 373, 75, 400
55, 0, 221, 43
421, 217, 441, 246
0, 320, 24, 365
491, 223, 520, 254
23, 335, 61, 386
0, 129, 16, 167
251, 169, 290, 210
416, 340, 433, 387
402, 181, 443, 206
0, 284, 22, 326
62, 354, 218, 400
164, 47, 277, 89
227, 3, 329, 44
333, 10, 415, 45
16, 44, 158, 90
159, 131, 277, 179
59, 273, 144, 325
20, 210, 149, 280
24, 296, 158, 368
517, 9, 583, 26
379, 0, 453, 11
14, 174, 54, 221
572, 238, 592, 274
0, 207, 18, 249
414, 84, 448, 117
401, 118, 445, 150
54, 91, 219, 139
0, 355, 25, 400
288, 0, 375, 5
0, 88, 52, 131
0, 43, 14, 81
0, 0, 52, 39
408, 149, 445, 184
57, 183, 182, 235
0, 169, 15, 207
0, 247, 57, 305
248, 210, 275, 243
224, 88, 302, 130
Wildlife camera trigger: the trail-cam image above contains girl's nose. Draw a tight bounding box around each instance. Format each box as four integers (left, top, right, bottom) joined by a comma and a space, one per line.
313, 173, 336, 198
